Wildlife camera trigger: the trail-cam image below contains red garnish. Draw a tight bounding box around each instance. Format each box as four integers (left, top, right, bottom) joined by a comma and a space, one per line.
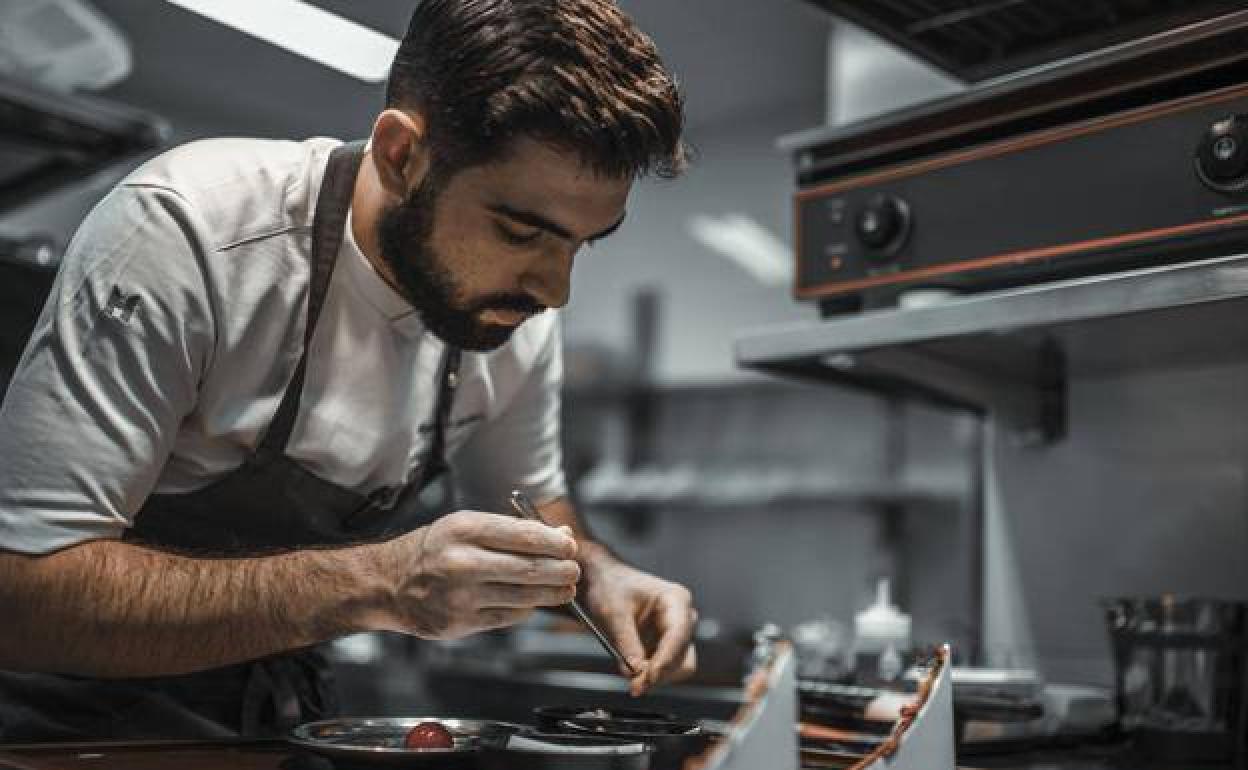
404, 721, 455, 749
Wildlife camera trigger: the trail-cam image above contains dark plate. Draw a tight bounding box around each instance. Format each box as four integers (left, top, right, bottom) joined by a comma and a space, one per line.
533, 707, 715, 770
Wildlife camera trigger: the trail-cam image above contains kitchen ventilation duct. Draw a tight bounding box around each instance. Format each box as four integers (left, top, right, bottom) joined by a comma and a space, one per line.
807, 0, 1247, 82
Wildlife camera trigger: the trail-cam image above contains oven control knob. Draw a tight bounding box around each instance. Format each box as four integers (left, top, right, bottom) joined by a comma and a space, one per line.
1196, 115, 1248, 193
853, 194, 911, 255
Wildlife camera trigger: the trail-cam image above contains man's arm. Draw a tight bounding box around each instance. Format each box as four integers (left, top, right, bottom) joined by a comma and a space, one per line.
0, 538, 386, 677
0, 177, 583, 676
537, 496, 698, 696
0, 511, 581, 677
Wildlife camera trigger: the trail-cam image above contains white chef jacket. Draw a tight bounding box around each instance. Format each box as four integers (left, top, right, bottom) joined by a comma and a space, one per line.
0, 137, 568, 555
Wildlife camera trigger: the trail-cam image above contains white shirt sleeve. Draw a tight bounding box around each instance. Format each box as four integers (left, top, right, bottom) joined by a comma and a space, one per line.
450, 316, 568, 513
0, 183, 213, 554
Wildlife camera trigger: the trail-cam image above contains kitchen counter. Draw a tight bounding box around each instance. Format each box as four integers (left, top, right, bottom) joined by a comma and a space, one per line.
961, 744, 1239, 770
0, 739, 1210, 770
963, 760, 1124, 769
962, 753, 1122, 770
0, 741, 302, 770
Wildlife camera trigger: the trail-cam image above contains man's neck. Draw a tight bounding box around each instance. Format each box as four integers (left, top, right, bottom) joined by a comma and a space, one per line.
350, 149, 404, 292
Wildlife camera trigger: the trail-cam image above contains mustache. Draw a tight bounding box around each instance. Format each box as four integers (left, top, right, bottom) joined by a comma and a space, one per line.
474, 293, 547, 316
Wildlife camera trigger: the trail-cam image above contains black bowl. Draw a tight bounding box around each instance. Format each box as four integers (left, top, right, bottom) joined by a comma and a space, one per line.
533, 706, 715, 770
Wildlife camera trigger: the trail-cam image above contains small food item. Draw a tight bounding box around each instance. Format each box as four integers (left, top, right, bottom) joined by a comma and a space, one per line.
404, 721, 455, 749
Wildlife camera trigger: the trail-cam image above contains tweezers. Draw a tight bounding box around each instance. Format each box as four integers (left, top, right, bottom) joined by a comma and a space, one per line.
509, 489, 638, 678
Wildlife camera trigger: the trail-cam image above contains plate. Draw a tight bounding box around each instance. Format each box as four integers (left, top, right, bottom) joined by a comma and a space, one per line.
478, 731, 652, 770
289, 716, 521, 766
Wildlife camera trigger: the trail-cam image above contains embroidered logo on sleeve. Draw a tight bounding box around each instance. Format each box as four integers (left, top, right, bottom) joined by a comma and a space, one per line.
104, 287, 141, 324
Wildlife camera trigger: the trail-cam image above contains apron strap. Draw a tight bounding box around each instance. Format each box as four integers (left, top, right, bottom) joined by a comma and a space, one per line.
345, 344, 462, 528
421, 345, 463, 486
259, 140, 368, 458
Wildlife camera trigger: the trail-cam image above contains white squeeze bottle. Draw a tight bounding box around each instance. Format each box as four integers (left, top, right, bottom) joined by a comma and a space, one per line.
853, 578, 912, 682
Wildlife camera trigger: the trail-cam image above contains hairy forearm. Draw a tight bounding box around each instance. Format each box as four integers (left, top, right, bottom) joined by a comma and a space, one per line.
0, 538, 391, 678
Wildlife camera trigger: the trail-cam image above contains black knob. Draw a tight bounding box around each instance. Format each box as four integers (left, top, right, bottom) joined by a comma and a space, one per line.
854, 194, 911, 254
1196, 115, 1248, 193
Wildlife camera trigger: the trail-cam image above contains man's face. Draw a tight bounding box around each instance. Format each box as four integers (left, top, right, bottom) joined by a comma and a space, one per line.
378, 137, 632, 351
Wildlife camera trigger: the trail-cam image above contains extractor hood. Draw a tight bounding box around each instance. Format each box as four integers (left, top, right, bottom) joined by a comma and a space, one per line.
0, 74, 167, 214
808, 0, 1248, 82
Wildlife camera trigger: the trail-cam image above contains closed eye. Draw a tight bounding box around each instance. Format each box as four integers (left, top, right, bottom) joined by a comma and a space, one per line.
495, 220, 543, 246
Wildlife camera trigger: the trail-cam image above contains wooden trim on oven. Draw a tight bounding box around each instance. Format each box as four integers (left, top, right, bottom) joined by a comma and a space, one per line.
796, 211, 1248, 299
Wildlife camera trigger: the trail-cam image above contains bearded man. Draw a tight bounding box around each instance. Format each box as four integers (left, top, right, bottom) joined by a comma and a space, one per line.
0, 0, 695, 741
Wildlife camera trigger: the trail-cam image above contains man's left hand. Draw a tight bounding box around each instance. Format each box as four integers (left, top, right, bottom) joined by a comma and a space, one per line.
578, 545, 697, 696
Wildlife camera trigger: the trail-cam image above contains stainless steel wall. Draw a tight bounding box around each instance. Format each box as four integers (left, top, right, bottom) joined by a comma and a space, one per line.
829, 20, 1248, 687
985, 360, 1248, 685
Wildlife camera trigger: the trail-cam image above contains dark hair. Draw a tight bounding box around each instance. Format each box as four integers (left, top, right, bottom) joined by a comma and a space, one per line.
387, 0, 687, 181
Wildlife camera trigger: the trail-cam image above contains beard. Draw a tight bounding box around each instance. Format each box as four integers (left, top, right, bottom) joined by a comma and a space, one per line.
377, 175, 546, 352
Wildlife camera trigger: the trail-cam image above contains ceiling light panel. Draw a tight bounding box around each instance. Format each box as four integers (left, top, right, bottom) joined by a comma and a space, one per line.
164, 0, 398, 82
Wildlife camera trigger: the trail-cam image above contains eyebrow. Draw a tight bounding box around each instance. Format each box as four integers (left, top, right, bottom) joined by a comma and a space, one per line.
489, 203, 627, 243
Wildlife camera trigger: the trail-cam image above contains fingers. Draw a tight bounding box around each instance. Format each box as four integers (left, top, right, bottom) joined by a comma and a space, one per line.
395, 511, 590, 641
474, 581, 577, 609
645, 591, 698, 688
446, 511, 578, 559
628, 666, 650, 698
462, 549, 581, 587
597, 606, 650, 694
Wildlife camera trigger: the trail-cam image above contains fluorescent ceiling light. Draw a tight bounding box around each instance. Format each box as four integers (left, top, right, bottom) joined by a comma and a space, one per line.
688, 214, 793, 287
164, 0, 398, 82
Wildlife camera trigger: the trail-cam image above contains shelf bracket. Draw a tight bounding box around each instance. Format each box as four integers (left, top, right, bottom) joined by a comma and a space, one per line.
744, 335, 1067, 447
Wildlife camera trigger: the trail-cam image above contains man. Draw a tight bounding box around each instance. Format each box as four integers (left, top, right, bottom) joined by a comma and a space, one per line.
0, 0, 696, 741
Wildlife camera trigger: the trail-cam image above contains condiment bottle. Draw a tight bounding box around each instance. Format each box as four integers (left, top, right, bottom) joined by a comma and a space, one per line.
852, 578, 912, 683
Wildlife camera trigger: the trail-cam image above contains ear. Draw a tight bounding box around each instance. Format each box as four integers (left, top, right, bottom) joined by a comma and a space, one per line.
369, 109, 432, 200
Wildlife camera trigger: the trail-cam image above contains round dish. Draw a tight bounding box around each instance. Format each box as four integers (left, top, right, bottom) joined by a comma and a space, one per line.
289, 716, 520, 767
537, 709, 715, 770
479, 730, 652, 770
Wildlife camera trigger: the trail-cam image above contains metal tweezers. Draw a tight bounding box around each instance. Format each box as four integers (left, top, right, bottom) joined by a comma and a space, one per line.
509, 489, 638, 677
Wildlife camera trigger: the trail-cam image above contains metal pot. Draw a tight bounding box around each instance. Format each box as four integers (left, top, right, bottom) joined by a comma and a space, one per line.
1103, 596, 1248, 766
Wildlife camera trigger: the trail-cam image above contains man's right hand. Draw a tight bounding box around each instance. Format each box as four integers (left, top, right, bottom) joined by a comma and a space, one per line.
0, 510, 580, 677
373, 510, 581, 640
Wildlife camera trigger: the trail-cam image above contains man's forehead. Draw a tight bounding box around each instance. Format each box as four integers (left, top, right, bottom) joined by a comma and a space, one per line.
492, 136, 620, 174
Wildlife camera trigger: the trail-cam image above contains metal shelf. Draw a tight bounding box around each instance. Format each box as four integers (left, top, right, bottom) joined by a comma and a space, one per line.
576, 463, 962, 511
735, 253, 1248, 444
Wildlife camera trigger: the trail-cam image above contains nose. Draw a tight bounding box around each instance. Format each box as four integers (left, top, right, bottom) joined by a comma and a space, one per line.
520, 243, 576, 309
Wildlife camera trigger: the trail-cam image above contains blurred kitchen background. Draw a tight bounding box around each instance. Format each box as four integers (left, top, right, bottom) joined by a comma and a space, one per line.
4, 0, 1248, 764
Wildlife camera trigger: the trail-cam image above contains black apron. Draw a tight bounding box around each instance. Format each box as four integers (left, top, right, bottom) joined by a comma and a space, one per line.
0, 140, 462, 742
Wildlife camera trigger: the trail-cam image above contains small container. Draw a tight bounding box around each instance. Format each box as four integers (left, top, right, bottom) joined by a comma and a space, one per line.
1104, 596, 1248, 767
792, 616, 848, 681
852, 578, 912, 683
